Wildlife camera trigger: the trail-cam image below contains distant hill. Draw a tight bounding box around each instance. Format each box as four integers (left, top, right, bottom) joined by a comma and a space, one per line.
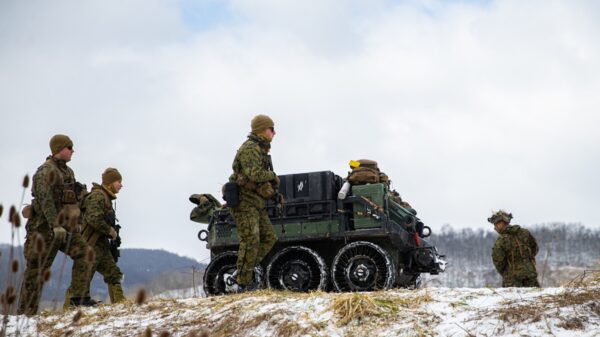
0, 246, 205, 304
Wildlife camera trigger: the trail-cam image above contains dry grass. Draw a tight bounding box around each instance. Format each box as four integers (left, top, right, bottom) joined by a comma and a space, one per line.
10, 287, 476, 337
331, 293, 384, 326
485, 276, 600, 332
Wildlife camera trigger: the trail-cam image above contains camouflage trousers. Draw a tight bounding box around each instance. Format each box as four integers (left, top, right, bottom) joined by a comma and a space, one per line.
18, 221, 91, 315
502, 276, 540, 287
66, 238, 125, 305
230, 200, 277, 285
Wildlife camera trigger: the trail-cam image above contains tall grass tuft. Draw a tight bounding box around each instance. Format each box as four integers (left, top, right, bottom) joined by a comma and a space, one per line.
136, 288, 147, 305
72, 310, 82, 324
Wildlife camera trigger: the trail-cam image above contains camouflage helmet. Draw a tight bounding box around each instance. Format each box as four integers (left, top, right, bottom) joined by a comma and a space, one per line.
488, 210, 513, 224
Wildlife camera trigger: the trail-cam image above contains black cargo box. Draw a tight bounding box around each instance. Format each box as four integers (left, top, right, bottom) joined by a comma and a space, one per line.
267, 171, 343, 220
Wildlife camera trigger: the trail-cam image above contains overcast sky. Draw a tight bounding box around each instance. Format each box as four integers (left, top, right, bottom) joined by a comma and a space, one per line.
1, 0, 599, 262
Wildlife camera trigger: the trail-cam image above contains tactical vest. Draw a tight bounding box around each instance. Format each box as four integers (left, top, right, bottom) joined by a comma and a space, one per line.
230, 136, 273, 193
81, 188, 115, 245
29, 158, 81, 229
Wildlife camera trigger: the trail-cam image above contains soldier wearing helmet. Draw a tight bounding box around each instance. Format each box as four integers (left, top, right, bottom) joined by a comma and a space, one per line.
18, 135, 94, 315
489, 210, 540, 287
227, 115, 279, 290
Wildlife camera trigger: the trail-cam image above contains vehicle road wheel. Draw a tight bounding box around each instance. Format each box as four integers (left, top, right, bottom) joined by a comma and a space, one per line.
332, 241, 395, 292
266, 246, 328, 292
203, 251, 263, 296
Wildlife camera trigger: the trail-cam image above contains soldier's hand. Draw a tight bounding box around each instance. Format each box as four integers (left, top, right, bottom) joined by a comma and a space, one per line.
52, 226, 67, 242
108, 227, 118, 240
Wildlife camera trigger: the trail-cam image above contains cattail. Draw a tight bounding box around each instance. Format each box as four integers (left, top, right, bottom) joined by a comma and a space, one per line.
11, 212, 21, 228
72, 310, 82, 323
4, 287, 16, 305
135, 288, 146, 305
22, 174, 30, 188
7, 294, 16, 305
43, 269, 51, 283
34, 234, 46, 254
0, 204, 3, 218
57, 213, 65, 227
4, 287, 14, 298
11, 259, 19, 273
144, 327, 152, 337
9, 206, 16, 224
68, 214, 78, 228
86, 247, 96, 264
0, 294, 6, 306
158, 331, 171, 337
47, 171, 56, 185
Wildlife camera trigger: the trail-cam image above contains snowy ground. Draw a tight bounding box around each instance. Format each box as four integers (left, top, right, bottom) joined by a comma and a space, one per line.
3, 281, 600, 337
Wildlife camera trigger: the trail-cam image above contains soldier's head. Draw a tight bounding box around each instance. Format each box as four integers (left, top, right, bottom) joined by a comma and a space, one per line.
251, 114, 276, 141
488, 210, 512, 232
49, 134, 74, 161
102, 168, 123, 194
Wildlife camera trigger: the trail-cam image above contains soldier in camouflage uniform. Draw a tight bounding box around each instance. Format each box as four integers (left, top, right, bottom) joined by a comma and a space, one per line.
228, 115, 279, 288
78, 168, 126, 303
18, 135, 93, 315
489, 210, 540, 287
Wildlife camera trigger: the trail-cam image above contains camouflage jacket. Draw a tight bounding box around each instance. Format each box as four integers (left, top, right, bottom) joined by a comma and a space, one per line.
492, 225, 539, 280
230, 133, 277, 208
81, 183, 116, 242
30, 156, 77, 228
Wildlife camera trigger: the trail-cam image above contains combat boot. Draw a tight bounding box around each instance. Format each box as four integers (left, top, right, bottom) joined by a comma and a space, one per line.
108, 283, 126, 303
69, 297, 100, 307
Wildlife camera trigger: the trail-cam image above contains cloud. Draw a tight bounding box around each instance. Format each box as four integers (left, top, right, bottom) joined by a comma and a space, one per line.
1, 0, 599, 261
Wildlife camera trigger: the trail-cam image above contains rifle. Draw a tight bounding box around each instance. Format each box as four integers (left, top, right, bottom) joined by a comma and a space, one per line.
266, 155, 284, 215
105, 212, 122, 262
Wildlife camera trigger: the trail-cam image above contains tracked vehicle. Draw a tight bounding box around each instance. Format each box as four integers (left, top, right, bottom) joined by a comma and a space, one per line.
190, 170, 446, 295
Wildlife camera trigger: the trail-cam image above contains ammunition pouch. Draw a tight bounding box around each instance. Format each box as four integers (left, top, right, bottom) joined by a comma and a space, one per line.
235, 174, 257, 191
62, 189, 77, 204
256, 182, 276, 199
222, 182, 240, 208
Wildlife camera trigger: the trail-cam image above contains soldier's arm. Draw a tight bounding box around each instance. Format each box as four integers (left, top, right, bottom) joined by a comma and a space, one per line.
492, 240, 507, 274
83, 194, 112, 236
239, 145, 276, 183
35, 167, 59, 226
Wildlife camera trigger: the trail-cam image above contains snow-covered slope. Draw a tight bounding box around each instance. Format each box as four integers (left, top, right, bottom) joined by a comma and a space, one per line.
4, 281, 599, 337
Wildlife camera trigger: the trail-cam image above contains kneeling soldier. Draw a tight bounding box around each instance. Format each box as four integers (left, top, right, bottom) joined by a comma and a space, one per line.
489, 210, 540, 287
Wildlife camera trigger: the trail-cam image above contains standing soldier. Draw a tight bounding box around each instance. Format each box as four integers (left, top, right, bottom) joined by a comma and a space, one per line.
18, 135, 93, 315
489, 210, 540, 287
227, 115, 279, 290
78, 168, 126, 304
